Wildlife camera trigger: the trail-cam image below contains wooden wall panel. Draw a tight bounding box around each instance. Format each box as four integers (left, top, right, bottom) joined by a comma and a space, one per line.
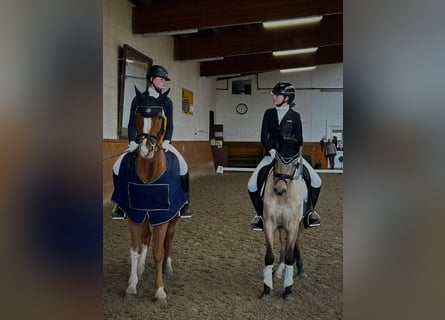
103, 140, 214, 204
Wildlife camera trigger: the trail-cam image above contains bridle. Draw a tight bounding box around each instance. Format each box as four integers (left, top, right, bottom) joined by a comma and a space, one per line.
273, 146, 303, 185
135, 106, 166, 153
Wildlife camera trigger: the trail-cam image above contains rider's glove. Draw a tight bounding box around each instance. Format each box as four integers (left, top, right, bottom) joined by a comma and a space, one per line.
128, 141, 138, 152
269, 149, 276, 159
162, 140, 170, 152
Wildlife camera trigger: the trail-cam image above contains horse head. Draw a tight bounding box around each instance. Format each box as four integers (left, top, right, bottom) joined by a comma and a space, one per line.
135, 106, 166, 159
272, 141, 302, 196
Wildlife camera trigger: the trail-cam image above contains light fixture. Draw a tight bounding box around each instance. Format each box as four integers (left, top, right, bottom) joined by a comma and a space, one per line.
280, 66, 317, 73
273, 47, 318, 56
187, 56, 224, 62
141, 29, 198, 37
263, 15, 323, 28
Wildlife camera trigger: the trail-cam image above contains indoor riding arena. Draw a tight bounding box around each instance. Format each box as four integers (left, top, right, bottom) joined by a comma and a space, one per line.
103, 170, 342, 320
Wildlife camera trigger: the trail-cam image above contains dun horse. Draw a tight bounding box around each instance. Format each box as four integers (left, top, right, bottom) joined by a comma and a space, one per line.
261, 144, 305, 300
112, 95, 187, 302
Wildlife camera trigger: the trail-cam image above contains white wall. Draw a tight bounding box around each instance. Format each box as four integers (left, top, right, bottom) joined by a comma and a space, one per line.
215, 63, 343, 142
103, 0, 216, 141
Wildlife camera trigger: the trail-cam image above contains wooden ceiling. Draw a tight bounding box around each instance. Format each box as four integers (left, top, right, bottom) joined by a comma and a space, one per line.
130, 0, 343, 78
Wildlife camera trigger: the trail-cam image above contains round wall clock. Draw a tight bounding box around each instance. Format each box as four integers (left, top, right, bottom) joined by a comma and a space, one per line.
236, 103, 248, 115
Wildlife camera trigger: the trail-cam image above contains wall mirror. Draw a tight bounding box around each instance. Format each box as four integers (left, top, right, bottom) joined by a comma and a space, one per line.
118, 44, 153, 139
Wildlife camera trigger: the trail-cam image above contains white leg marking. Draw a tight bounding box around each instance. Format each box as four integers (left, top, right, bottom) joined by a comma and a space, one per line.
137, 244, 148, 279
155, 286, 167, 300
126, 248, 140, 295
165, 256, 173, 275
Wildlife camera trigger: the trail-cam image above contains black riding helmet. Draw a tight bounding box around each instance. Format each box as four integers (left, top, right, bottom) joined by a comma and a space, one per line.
146, 65, 171, 81
271, 81, 295, 103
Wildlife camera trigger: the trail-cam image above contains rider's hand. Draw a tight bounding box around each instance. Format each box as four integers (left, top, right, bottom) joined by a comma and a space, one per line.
128, 141, 138, 152
269, 149, 276, 158
162, 140, 170, 152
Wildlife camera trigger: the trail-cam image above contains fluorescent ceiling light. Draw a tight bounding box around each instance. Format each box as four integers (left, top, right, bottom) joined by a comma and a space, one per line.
280, 66, 317, 73
263, 16, 323, 28
273, 47, 318, 56
142, 29, 198, 37
188, 56, 224, 62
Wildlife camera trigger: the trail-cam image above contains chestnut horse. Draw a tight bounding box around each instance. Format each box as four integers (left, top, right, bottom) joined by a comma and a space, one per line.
112, 103, 186, 302
261, 146, 305, 300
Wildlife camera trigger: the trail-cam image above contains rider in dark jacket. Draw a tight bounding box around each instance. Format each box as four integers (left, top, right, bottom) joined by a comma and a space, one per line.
248, 81, 322, 230
111, 65, 192, 219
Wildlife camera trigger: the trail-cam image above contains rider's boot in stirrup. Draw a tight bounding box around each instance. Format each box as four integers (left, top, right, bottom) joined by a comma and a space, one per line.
303, 186, 321, 228
111, 173, 126, 220
180, 172, 192, 218
249, 190, 263, 231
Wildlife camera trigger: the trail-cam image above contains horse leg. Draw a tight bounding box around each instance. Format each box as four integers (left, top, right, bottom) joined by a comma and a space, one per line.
261, 225, 275, 300
275, 228, 287, 279
137, 219, 151, 279
295, 221, 307, 278
152, 222, 169, 301
282, 227, 299, 300
163, 214, 179, 276
126, 222, 144, 296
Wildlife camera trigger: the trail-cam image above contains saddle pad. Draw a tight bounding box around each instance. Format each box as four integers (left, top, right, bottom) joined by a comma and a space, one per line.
128, 182, 170, 211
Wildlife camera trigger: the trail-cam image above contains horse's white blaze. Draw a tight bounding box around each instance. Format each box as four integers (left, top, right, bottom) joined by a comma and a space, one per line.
143, 117, 152, 134
276, 262, 285, 279
137, 244, 148, 278
263, 265, 274, 289
126, 248, 140, 294
155, 286, 167, 300
284, 264, 294, 287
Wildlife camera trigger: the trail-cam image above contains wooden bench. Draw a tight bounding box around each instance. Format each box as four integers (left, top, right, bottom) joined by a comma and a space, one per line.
225, 141, 264, 168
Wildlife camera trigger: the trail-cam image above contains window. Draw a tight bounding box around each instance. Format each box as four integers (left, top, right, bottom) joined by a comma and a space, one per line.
231, 80, 251, 95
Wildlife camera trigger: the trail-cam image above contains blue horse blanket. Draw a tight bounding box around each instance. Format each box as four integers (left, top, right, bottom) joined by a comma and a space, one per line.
111, 152, 187, 226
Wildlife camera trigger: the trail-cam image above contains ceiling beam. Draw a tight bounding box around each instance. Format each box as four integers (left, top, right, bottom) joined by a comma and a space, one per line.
200, 45, 342, 77
174, 14, 342, 61
132, 0, 343, 34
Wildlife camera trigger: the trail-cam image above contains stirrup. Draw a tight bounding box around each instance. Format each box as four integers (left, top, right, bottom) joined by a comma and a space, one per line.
111, 204, 126, 220
306, 211, 321, 227
180, 205, 192, 218
250, 215, 264, 231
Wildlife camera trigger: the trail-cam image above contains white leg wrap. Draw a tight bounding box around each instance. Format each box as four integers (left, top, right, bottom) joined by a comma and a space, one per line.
126, 248, 140, 295
137, 244, 148, 278
284, 264, 294, 288
263, 265, 273, 289
275, 262, 285, 279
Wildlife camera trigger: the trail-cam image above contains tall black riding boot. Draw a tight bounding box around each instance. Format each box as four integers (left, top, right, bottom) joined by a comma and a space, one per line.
180, 172, 192, 218
249, 190, 264, 231
111, 173, 126, 219
304, 186, 321, 228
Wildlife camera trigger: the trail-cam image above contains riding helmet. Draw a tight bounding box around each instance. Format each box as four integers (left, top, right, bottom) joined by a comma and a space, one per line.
271, 81, 295, 102
146, 65, 171, 81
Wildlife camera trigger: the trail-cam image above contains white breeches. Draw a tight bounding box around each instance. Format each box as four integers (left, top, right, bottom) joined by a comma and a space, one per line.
247, 156, 321, 192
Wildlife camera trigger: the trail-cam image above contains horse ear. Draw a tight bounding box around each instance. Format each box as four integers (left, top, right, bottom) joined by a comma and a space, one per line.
134, 85, 144, 101
160, 88, 170, 98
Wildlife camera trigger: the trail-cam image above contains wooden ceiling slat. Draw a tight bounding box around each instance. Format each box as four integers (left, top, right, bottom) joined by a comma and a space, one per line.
132, 0, 342, 34
174, 14, 342, 61
200, 45, 342, 77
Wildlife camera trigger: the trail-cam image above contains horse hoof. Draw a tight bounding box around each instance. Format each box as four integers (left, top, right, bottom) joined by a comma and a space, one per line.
260, 292, 272, 301
283, 292, 295, 301
297, 271, 307, 279
125, 287, 137, 295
